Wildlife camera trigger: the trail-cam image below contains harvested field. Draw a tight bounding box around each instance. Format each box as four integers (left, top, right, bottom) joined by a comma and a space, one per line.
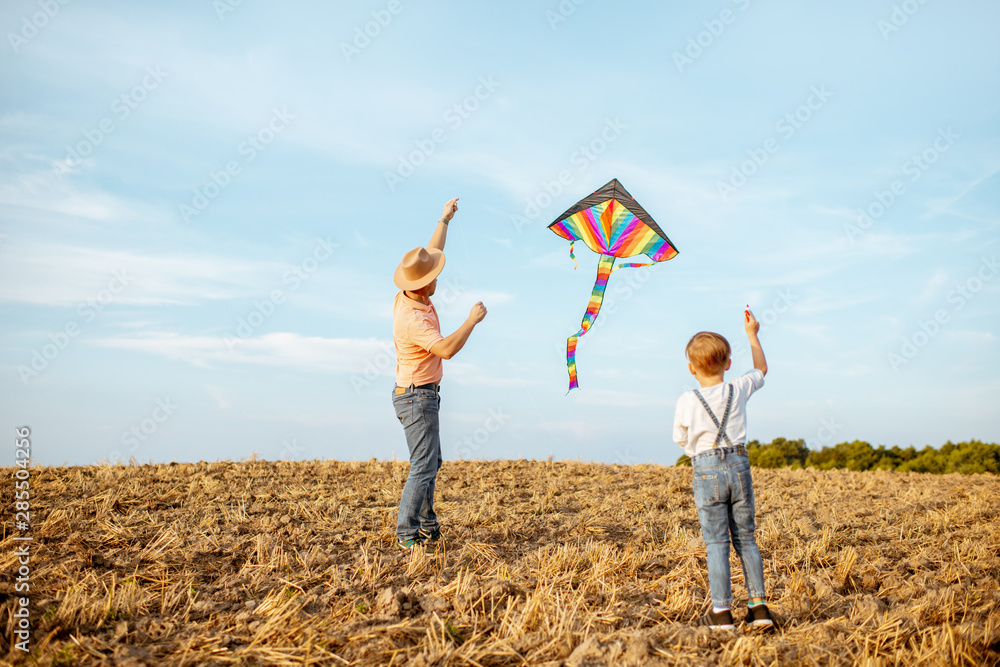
1, 459, 999, 666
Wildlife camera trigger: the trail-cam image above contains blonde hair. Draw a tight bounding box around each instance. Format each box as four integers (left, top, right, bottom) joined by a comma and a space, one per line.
685, 332, 731, 375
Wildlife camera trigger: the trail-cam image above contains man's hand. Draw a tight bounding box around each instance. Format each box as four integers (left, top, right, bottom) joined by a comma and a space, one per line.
430, 301, 487, 360
429, 197, 458, 251
745, 307, 760, 337
442, 197, 459, 223
468, 301, 487, 324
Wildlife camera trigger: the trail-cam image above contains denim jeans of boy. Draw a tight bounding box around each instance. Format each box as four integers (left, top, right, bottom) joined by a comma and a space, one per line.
691, 446, 766, 607
393, 386, 442, 541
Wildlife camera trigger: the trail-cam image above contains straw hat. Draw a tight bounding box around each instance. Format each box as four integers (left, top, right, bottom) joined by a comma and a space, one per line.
393, 246, 445, 290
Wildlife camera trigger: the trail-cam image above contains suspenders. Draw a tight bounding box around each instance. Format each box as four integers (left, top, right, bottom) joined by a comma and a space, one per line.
692, 384, 733, 448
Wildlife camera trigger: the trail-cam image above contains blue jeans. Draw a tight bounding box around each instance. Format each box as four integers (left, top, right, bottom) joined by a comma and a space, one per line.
393, 386, 442, 541
691, 446, 766, 607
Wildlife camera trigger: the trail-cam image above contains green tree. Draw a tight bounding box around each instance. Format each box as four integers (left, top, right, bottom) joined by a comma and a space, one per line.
678, 438, 999, 475
898, 446, 946, 474
746, 439, 762, 466
806, 441, 877, 471
756, 447, 786, 469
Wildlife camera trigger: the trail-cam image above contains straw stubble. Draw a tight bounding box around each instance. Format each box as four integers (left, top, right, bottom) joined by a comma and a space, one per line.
1, 459, 998, 666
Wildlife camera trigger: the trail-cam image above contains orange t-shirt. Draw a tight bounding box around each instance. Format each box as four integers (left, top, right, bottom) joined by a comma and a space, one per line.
393, 291, 445, 387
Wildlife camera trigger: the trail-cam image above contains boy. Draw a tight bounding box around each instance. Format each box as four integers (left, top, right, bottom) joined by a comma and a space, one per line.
672, 308, 774, 631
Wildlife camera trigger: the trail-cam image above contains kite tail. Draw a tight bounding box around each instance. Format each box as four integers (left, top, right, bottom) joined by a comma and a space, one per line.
611, 262, 653, 273
565, 254, 615, 391
569, 240, 578, 270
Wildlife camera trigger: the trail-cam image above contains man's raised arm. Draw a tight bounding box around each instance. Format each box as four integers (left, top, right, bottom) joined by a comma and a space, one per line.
428, 197, 458, 252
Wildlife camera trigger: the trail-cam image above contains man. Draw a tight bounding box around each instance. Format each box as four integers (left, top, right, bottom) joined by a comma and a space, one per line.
392, 197, 487, 551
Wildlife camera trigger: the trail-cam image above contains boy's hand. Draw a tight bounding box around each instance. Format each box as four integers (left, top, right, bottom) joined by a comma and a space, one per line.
441, 198, 459, 222
745, 305, 767, 374
745, 306, 760, 337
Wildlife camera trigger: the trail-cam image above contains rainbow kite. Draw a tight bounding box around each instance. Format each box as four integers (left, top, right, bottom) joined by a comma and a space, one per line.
548, 179, 679, 391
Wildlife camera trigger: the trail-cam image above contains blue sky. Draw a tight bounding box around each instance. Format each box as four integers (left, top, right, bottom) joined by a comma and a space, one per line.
2, 0, 998, 466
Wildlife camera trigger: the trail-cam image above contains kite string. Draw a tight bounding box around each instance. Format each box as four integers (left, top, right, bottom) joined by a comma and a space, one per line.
454, 215, 472, 264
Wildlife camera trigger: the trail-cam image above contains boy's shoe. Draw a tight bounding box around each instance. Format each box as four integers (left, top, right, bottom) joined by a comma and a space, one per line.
744, 604, 775, 631
696, 608, 735, 631
397, 537, 422, 551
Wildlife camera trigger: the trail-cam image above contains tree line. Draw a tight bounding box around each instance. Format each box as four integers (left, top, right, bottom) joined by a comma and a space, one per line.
676, 438, 1000, 475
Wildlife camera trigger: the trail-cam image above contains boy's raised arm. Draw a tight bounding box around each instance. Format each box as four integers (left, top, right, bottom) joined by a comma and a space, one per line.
745, 308, 768, 376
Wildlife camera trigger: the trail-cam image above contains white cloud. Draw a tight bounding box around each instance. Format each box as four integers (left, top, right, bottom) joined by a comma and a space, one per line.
0, 170, 153, 223
792, 292, 888, 317
205, 385, 232, 409
435, 289, 515, 318
243, 410, 371, 429
570, 388, 673, 409
916, 269, 949, 303
943, 330, 996, 344
923, 164, 1000, 221
0, 242, 283, 307
445, 361, 545, 388
91, 331, 393, 374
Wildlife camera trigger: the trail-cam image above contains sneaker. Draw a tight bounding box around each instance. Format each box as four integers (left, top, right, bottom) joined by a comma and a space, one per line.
418, 528, 441, 543
744, 604, 775, 631
397, 537, 422, 550
418, 528, 441, 554
696, 608, 735, 631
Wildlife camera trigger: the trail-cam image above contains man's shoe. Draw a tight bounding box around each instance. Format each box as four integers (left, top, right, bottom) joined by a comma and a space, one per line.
397, 537, 422, 550
418, 528, 441, 554
418, 528, 441, 543
744, 604, 775, 631
696, 608, 735, 631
